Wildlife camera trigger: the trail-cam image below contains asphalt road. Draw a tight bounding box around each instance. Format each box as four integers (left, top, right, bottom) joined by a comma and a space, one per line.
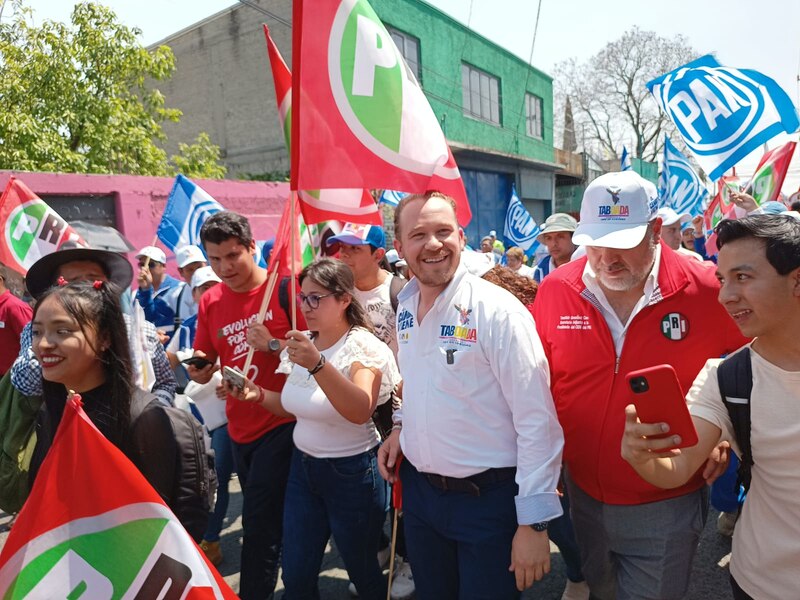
0, 476, 734, 599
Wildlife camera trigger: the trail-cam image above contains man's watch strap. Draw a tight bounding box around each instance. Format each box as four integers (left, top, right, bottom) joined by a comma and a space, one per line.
530, 521, 549, 532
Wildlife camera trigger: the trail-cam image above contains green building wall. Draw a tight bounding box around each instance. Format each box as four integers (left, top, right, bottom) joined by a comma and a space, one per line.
370, 0, 555, 165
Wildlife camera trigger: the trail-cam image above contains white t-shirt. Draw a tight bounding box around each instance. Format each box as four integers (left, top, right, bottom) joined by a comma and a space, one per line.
353, 273, 398, 357
277, 327, 400, 458
511, 264, 536, 279
687, 345, 800, 598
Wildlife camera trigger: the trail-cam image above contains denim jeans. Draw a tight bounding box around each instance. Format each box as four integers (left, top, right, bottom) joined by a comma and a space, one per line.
281, 446, 387, 600
204, 424, 235, 542
233, 422, 295, 600
400, 459, 521, 600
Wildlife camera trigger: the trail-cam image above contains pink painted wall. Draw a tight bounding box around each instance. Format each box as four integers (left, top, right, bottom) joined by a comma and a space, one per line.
0, 171, 289, 278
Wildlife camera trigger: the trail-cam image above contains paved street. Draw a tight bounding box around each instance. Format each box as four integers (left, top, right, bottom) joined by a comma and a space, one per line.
1, 475, 734, 598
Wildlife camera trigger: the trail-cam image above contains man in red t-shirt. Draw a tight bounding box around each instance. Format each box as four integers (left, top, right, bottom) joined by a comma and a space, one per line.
188, 211, 304, 600
0, 266, 32, 375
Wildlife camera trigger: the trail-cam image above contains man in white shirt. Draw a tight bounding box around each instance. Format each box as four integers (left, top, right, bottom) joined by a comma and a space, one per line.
378, 191, 564, 598
621, 214, 800, 600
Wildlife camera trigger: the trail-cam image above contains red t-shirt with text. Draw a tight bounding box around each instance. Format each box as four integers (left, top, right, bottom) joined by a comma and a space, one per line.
194, 278, 305, 444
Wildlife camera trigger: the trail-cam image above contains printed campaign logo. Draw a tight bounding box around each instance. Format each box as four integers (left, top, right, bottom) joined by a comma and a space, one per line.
647, 55, 800, 181
5, 200, 80, 271
454, 303, 472, 326
328, 0, 459, 179
661, 312, 689, 341
0, 503, 226, 599
397, 308, 414, 343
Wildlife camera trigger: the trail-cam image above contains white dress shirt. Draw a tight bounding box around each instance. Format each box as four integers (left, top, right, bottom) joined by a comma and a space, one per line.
395, 265, 564, 524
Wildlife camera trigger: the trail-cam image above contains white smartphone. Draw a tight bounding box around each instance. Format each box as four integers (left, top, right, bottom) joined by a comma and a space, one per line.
222, 366, 246, 389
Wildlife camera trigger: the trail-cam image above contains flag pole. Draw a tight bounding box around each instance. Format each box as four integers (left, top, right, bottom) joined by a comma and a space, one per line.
141, 234, 159, 269
242, 264, 281, 376
290, 191, 298, 330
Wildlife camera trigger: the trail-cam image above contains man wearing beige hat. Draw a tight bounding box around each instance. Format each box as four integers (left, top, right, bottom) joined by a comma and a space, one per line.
533, 171, 747, 599
533, 213, 578, 282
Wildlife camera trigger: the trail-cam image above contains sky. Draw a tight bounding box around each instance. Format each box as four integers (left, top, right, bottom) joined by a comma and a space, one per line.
20, 0, 800, 194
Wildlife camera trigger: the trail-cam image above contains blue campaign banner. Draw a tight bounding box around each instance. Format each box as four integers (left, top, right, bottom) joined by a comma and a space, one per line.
503, 186, 540, 254
378, 189, 408, 207
647, 55, 800, 181
621, 146, 632, 171
660, 138, 708, 217
157, 175, 224, 252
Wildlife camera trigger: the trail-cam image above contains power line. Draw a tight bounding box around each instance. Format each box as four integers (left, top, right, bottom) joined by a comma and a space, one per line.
236, 0, 291, 29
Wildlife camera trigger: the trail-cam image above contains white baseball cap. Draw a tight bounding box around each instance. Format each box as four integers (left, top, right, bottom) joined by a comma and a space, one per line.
460, 250, 495, 277
385, 248, 400, 265
176, 244, 206, 268
656, 207, 691, 227
572, 171, 659, 249
190, 265, 221, 289
136, 245, 166, 264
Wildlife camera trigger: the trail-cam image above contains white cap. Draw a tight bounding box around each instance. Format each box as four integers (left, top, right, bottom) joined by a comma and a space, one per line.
572, 171, 659, 249
176, 244, 206, 268
396, 259, 408, 268
190, 265, 221, 289
385, 248, 400, 265
656, 207, 691, 227
460, 250, 495, 277
489, 230, 497, 237
136, 245, 166, 264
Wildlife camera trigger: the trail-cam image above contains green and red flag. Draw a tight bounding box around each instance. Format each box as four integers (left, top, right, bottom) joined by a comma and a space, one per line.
264, 25, 380, 225
703, 175, 742, 254
0, 396, 237, 599
289, 0, 472, 226
0, 177, 85, 275
742, 141, 796, 205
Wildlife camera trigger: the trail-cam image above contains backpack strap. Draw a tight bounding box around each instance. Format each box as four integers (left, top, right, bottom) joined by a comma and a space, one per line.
278, 276, 292, 322
716, 347, 753, 493
389, 274, 406, 313
173, 283, 188, 329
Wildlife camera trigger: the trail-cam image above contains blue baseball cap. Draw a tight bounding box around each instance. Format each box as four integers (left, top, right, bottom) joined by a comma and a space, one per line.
326, 223, 386, 249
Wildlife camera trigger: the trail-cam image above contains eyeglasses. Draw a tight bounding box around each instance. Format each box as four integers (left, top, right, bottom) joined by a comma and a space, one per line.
297, 292, 334, 310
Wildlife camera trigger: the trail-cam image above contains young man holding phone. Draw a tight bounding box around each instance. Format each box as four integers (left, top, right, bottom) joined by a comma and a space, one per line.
187, 211, 304, 600
533, 171, 747, 600
622, 214, 800, 600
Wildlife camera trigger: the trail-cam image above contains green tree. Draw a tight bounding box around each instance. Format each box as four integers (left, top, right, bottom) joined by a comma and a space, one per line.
0, 2, 225, 177
171, 132, 227, 179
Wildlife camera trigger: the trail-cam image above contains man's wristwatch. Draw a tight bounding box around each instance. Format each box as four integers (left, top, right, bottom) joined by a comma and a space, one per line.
268, 338, 281, 352
530, 521, 549, 532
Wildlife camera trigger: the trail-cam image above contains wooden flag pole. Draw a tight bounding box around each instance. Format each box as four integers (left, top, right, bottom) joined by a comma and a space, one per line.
386, 508, 400, 600
241, 263, 281, 376
141, 234, 159, 269
290, 191, 298, 330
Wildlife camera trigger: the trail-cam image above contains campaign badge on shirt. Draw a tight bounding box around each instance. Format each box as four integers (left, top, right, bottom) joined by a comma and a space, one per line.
661, 312, 688, 341
438, 303, 478, 353
397, 308, 414, 344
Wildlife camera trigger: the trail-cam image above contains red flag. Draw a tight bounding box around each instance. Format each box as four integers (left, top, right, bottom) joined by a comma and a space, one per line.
267, 193, 303, 277
702, 176, 742, 255
0, 177, 86, 275
0, 397, 237, 599
290, 0, 472, 226
392, 456, 403, 511
264, 25, 381, 225
742, 141, 796, 204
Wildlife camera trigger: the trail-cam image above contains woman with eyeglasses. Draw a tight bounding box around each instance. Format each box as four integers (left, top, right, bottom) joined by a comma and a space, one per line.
224, 258, 400, 600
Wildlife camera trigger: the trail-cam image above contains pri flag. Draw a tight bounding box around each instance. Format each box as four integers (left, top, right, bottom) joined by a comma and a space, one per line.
620, 146, 632, 171
702, 175, 742, 254
290, 0, 472, 226
0, 177, 85, 275
647, 54, 800, 181
158, 174, 224, 253
263, 25, 380, 225
503, 186, 540, 254
660, 137, 709, 217
0, 396, 236, 599
742, 141, 796, 204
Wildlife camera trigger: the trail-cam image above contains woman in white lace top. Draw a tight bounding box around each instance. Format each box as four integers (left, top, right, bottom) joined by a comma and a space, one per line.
225, 258, 400, 600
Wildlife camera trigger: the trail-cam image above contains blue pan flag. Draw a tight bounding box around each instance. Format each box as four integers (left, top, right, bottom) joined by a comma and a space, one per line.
660, 138, 708, 217
503, 185, 540, 254
158, 175, 225, 252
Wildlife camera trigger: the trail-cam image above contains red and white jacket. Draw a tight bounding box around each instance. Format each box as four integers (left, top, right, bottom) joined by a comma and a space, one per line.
533, 243, 748, 505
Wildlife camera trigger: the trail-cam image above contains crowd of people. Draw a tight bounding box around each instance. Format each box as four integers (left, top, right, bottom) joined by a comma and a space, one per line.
0, 168, 798, 600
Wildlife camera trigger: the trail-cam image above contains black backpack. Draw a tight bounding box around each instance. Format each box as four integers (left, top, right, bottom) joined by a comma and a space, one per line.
716, 348, 753, 493
131, 395, 217, 542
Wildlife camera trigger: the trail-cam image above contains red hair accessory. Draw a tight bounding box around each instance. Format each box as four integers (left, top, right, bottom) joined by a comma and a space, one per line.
93, 280, 103, 290
56, 276, 68, 286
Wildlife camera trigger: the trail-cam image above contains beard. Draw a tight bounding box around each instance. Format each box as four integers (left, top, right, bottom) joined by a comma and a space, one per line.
409, 253, 457, 289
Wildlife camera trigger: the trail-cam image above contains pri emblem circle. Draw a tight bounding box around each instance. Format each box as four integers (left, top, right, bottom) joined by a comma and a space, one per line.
660, 312, 689, 341
328, 0, 459, 179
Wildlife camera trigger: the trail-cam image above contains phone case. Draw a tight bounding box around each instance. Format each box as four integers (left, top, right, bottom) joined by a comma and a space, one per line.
223, 366, 246, 388
626, 364, 699, 449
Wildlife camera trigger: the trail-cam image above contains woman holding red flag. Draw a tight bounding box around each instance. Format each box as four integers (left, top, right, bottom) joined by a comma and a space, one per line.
225, 258, 400, 600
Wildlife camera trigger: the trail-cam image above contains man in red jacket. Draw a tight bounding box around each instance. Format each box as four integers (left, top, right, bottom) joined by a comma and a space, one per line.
533, 171, 747, 600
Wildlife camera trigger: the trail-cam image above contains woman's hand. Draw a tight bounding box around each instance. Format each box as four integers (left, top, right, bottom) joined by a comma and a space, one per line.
285, 330, 320, 370
221, 374, 262, 404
